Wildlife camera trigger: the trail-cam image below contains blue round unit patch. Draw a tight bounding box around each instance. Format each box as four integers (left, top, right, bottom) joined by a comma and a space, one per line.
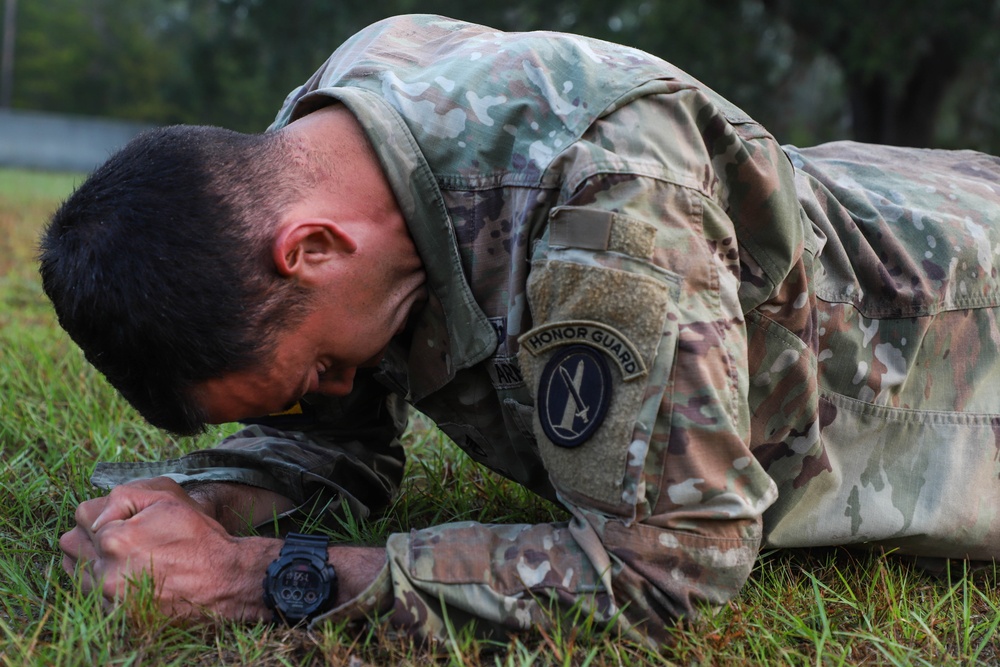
538, 345, 612, 448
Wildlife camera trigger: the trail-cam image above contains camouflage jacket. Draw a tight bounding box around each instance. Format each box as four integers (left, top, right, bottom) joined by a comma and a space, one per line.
93, 14, 1000, 643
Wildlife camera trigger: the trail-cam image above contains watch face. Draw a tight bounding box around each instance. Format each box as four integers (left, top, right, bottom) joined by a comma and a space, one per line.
273, 561, 326, 616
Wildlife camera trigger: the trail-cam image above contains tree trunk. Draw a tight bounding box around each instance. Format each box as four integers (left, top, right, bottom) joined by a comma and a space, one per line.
845, 39, 962, 147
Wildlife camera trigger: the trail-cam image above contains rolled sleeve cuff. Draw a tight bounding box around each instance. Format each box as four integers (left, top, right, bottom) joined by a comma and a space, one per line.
90, 451, 309, 502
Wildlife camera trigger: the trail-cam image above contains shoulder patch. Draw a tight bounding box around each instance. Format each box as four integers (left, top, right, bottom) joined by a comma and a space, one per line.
520, 320, 647, 381
538, 345, 612, 448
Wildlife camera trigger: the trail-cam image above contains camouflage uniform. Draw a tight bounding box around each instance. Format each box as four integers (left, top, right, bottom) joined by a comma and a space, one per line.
92, 15, 1000, 642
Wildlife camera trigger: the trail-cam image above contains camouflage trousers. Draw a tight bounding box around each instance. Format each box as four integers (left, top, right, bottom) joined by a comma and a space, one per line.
751, 142, 1000, 559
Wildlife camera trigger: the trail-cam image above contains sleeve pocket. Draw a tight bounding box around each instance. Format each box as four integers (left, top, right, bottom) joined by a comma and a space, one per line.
517, 257, 681, 513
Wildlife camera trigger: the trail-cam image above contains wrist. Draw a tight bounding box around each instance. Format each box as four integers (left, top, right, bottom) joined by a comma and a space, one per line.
330, 546, 387, 607
220, 536, 284, 622
211, 537, 388, 624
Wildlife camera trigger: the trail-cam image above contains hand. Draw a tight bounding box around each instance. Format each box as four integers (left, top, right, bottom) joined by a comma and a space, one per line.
60, 477, 278, 621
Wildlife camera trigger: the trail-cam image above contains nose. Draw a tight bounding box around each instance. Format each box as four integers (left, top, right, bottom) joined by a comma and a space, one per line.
317, 367, 357, 396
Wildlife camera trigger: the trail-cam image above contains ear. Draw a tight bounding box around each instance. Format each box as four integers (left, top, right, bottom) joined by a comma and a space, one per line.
272, 219, 358, 282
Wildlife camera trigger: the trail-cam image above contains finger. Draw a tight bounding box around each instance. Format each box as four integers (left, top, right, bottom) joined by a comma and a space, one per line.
101, 596, 117, 615
59, 526, 96, 561
61, 528, 127, 607
90, 477, 192, 532
61, 553, 78, 579
60, 526, 105, 593
90, 500, 136, 533
61, 550, 102, 597
73, 496, 109, 537
90, 487, 162, 532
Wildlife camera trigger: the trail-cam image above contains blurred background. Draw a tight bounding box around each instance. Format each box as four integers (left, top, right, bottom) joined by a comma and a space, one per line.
2, 0, 1000, 170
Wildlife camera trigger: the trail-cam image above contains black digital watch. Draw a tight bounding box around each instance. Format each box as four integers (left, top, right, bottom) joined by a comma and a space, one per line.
263, 532, 337, 624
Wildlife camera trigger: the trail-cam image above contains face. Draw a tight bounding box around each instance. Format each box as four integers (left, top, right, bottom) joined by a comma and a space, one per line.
194, 140, 429, 423
193, 298, 394, 424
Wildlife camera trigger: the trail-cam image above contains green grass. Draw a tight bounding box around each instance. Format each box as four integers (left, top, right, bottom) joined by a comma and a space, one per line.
3, 166, 1000, 665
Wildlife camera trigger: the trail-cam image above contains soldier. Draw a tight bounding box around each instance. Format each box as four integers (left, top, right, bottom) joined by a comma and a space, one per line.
46, 14, 1000, 642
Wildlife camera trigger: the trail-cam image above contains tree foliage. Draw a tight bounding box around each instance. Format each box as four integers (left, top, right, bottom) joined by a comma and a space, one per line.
759, 0, 1000, 147
3, 0, 1000, 150
12, 0, 185, 120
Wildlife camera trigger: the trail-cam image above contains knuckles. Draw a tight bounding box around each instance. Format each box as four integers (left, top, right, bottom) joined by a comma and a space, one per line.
95, 523, 129, 555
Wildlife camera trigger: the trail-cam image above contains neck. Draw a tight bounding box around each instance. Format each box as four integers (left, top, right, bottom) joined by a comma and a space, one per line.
282, 104, 429, 332
285, 105, 399, 225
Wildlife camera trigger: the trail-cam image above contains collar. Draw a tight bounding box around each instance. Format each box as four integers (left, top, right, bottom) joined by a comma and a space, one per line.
286, 87, 497, 401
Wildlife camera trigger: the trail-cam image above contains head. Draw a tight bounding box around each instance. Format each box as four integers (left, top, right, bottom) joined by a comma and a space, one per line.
39, 125, 312, 435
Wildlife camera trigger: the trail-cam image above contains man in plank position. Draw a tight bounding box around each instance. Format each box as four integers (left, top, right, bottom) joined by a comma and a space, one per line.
45, 14, 1000, 641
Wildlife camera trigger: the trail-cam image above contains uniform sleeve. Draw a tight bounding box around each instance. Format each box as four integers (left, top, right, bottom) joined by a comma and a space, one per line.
90, 369, 407, 526
321, 88, 796, 643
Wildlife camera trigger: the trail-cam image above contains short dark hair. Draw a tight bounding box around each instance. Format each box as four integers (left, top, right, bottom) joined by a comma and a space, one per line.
39, 125, 311, 435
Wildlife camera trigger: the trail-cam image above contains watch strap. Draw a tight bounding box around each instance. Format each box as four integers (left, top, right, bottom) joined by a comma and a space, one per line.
263, 532, 337, 624
280, 532, 330, 556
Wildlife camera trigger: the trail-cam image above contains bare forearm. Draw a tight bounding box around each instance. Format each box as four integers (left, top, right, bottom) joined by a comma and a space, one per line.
185, 482, 296, 534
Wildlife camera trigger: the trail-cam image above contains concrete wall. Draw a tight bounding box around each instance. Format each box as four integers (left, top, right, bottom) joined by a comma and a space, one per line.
0, 109, 154, 172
